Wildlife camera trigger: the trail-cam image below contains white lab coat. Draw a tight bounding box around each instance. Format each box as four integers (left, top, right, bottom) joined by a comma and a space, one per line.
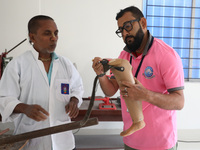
0, 49, 84, 150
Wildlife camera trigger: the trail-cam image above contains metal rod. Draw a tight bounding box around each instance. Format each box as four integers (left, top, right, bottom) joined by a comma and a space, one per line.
0, 117, 98, 146
7, 39, 27, 54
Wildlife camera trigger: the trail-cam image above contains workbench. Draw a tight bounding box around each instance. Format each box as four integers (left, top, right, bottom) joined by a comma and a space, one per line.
72, 97, 122, 122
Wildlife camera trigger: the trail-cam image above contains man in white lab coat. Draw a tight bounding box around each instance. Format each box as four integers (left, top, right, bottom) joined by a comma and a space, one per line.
0, 15, 84, 150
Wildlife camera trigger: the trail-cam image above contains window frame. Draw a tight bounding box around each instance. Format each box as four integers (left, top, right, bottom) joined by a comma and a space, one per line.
143, 0, 200, 81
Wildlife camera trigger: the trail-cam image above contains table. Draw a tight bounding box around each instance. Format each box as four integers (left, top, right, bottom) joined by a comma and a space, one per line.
72, 98, 122, 121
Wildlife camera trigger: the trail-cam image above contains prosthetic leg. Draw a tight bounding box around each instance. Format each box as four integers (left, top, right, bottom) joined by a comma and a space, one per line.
108, 58, 145, 137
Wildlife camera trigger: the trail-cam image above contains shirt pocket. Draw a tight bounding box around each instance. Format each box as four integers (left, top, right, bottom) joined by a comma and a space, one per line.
55, 79, 71, 103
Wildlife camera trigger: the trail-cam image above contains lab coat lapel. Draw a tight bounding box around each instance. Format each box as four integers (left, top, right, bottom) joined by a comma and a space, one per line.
37, 61, 49, 85
31, 50, 49, 85
50, 59, 59, 86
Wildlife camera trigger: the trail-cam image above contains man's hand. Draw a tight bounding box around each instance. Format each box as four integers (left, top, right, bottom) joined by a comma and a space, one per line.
14, 103, 49, 122
92, 57, 104, 76
120, 78, 184, 110
65, 97, 79, 118
120, 77, 148, 101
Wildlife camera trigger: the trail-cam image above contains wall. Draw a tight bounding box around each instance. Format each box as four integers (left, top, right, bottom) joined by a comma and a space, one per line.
0, 0, 139, 97
0, 0, 200, 134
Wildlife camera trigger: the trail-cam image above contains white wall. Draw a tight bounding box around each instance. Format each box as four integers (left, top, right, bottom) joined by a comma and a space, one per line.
177, 82, 200, 129
0, 0, 200, 132
0, 0, 140, 97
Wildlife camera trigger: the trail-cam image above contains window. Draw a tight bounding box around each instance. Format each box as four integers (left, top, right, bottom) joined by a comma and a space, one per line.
143, 0, 200, 81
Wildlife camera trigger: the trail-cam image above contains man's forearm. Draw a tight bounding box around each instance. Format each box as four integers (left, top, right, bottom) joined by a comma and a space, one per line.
146, 90, 184, 110
13, 103, 28, 114
99, 76, 118, 97
70, 97, 79, 104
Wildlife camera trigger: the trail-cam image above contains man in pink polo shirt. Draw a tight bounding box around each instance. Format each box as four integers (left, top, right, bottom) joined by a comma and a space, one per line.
92, 6, 184, 150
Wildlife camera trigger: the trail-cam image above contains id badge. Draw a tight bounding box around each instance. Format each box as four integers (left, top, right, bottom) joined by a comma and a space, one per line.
61, 83, 69, 94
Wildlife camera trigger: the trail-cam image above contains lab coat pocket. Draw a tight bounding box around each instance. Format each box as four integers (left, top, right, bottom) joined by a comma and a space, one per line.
55, 79, 71, 103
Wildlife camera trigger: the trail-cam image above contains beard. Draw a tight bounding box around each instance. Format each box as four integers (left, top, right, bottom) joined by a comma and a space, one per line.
125, 26, 144, 53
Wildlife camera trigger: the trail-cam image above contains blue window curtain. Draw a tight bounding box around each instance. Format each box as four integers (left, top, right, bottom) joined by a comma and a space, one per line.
143, 0, 200, 80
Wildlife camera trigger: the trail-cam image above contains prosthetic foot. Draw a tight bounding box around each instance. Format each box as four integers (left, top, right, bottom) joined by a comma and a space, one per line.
109, 58, 145, 137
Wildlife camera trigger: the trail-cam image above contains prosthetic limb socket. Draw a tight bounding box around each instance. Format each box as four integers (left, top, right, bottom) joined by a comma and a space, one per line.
109, 58, 145, 137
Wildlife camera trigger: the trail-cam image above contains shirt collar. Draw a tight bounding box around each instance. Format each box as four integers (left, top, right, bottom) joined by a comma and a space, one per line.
51, 52, 58, 60
31, 47, 58, 61
31, 47, 39, 61
123, 30, 153, 56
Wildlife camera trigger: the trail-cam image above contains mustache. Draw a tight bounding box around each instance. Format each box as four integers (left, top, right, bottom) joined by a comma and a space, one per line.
125, 35, 135, 41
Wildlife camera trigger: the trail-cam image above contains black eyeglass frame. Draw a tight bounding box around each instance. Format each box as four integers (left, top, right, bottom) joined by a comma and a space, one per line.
115, 18, 140, 38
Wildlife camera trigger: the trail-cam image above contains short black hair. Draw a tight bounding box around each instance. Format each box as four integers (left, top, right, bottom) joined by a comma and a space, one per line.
116, 6, 144, 20
28, 15, 54, 34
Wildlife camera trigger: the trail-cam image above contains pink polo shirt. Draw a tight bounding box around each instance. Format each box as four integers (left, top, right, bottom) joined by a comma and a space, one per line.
118, 37, 184, 150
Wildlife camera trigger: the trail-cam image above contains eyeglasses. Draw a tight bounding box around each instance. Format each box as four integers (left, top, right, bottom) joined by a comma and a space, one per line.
115, 18, 140, 38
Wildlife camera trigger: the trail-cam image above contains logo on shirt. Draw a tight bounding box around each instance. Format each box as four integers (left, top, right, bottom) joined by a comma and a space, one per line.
61, 83, 69, 94
143, 66, 155, 79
